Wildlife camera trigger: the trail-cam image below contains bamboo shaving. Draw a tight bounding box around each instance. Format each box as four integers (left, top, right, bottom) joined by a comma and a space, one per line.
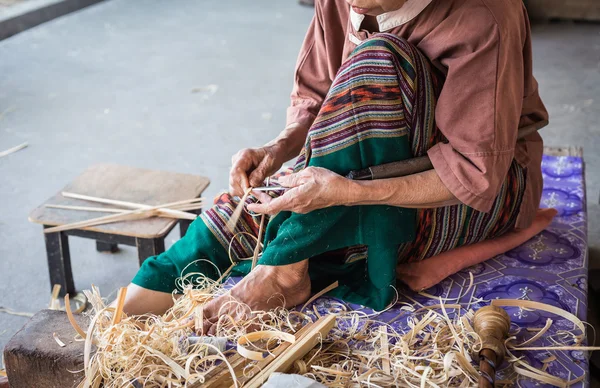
67, 266, 597, 388
54, 332, 66, 347
251, 214, 266, 271
65, 294, 87, 338
49, 284, 61, 310
0, 307, 34, 317
237, 331, 296, 361
0, 142, 28, 158
226, 188, 252, 233
72, 282, 598, 387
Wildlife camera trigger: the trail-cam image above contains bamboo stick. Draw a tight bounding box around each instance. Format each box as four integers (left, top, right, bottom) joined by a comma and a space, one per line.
0, 142, 28, 158
43, 199, 202, 233
380, 325, 391, 375
111, 288, 127, 326
49, 284, 61, 310
251, 214, 265, 271
196, 319, 315, 388
200, 354, 246, 388
43, 208, 160, 233
60, 191, 202, 219
170, 203, 204, 212
45, 202, 204, 214
243, 315, 337, 388
61, 192, 203, 211
46, 204, 126, 213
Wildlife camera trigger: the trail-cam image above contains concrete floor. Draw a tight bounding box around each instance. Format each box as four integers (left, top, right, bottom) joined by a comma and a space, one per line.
0, 0, 599, 363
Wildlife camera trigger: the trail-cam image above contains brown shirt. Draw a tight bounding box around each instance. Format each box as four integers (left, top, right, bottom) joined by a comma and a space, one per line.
286, 0, 549, 228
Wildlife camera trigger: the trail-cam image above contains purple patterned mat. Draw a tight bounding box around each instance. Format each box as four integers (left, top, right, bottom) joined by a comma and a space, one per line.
227, 154, 588, 386
311, 154, 589, 387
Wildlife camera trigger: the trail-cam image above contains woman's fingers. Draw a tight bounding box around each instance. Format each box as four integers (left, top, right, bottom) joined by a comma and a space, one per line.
278, 172, 305, 188
229, 149, 257, 196
247, 189, 297, 215
251, 190, 273, 204
229, 166, 250, 197
248, 154, 273, 188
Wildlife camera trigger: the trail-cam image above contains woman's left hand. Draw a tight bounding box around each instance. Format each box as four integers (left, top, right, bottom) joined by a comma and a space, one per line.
247, 167, 353, 215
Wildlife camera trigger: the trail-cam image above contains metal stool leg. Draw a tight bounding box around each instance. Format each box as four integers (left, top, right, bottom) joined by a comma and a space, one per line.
96, 241, 119, 253
136, 237, 166, 266
43, 227, 75, 297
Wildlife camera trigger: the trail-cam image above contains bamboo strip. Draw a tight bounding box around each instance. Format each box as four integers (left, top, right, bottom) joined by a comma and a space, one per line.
46, 202, 204, 214
64, 294, 87, 338
491, 299, 585, 334
200, 354, 246, 388
49, 284, 61, 310
111, 287, 127, 326
44, 208, 160, 233
380, 325, 391, 375
61, 192, 203, 211
243, 315, 337, 388
46, 204, 126, 213
43, 200, 202, 233
251, 214, 266, 271
0, 307, 34, 317
53, 332, 66, 347
203, 323, 314, 388
237, 331, 296, 361
301, 281, 339, 312
194, 306, 203, 334
0, 142, 28, 158
226, 188, 252, 232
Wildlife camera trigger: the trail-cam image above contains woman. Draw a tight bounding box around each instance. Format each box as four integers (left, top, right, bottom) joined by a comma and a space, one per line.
124, 0, 548, 333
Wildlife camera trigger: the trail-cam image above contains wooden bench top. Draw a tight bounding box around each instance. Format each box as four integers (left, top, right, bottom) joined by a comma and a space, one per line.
29, 164, 210, 239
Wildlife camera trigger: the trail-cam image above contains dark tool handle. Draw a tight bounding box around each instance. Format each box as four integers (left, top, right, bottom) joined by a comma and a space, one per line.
347, 156, 433, 180
478, 349, 498, 388
345, 120, 548, 181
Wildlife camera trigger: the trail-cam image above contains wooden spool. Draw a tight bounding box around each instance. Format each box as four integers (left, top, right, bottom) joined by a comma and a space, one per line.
473, 305, 511, 388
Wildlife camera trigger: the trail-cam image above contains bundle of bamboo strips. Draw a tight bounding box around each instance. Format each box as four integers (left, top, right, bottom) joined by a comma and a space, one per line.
43, 192, 205, 233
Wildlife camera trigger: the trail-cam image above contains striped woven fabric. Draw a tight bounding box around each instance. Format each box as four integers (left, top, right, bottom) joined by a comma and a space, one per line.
294, 35, 439, 171
133, 34, 528, 308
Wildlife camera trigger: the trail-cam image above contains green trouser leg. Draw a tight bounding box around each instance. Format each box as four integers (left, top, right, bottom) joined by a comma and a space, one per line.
133, 217, 232, 292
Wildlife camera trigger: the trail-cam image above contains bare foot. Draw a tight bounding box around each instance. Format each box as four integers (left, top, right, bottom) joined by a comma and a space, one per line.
202, 261, 311, 335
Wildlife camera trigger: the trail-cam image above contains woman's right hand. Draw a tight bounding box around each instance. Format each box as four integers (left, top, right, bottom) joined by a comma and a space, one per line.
229, 145, 286, 197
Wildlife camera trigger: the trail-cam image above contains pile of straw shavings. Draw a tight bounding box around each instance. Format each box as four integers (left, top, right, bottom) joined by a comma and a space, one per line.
289, 303, 482, 387
76, 279, 315, 388
74, 276, 596, 387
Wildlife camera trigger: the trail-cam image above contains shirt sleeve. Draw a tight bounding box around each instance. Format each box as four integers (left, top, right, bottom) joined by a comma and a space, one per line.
427, 8, 526, 213
286, 0, 345, 129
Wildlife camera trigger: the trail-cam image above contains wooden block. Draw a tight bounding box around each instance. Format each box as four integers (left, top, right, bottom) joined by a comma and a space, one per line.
3, 310, 92, 388
525, 0, 600, 21
29, 164, 210, 239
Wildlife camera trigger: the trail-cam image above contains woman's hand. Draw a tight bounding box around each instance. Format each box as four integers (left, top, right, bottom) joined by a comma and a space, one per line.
230, 123, 311, 197
229, 145, 287, 197
248, 167, 353, 215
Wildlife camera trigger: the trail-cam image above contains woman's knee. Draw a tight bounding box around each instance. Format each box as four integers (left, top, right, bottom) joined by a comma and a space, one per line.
352, 33, 415, 59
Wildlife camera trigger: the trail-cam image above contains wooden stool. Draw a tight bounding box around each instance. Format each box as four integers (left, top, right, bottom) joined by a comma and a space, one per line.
29, 164, 210, 297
